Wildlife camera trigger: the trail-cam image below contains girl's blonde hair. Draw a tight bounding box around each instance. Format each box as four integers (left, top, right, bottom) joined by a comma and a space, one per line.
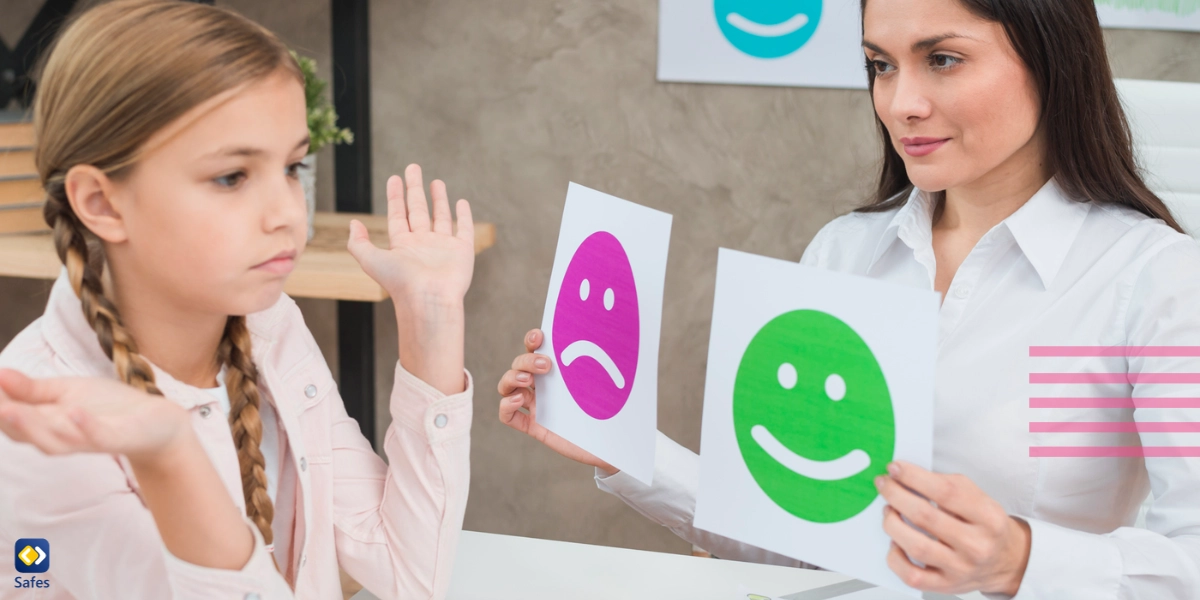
33, 0, 303, 554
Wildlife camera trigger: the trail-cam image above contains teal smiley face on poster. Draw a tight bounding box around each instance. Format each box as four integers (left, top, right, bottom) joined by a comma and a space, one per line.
714, 0, 823, 59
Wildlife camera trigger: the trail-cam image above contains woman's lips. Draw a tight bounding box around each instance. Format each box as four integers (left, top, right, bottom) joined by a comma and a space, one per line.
900, 137, 950, 157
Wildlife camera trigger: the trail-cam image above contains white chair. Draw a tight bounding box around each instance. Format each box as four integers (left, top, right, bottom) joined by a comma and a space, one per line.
1115, 78, 1200, 239
1116, 79, 1200, 529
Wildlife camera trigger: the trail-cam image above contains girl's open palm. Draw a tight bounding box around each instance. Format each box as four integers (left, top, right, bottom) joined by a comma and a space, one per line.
347, 164, 476, 304
0, 369, 189, 463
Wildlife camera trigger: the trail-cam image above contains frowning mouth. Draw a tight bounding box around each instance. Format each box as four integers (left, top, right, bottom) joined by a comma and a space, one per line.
252, 249, 297, 275
751, 424, 870, 481
725, 12, 810, 37
561, 340, 626, 389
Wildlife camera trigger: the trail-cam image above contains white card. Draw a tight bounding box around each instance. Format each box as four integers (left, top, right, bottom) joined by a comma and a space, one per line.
695, 249, 938, 597
535, 183, 673, 485
658, 0, 868, 89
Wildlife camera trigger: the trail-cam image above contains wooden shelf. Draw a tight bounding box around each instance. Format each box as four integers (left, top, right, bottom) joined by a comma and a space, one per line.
0, 211, 496, 302
0, 149, 35, 178
0, 122, 34, 149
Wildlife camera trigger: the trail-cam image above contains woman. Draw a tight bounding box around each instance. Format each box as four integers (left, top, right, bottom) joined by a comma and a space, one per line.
498, 0, 1200, 597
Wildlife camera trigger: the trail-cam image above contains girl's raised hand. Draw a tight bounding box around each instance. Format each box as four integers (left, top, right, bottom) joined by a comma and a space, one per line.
498, 329, 618, 475
346, 163, 476, 306
0, 369, 191, 466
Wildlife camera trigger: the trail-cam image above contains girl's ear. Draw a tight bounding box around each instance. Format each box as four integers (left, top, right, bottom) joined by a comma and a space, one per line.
64, 165, 128, 243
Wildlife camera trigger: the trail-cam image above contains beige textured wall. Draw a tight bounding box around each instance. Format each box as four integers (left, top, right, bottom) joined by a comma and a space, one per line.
367, 2, 874, 556
1, 0, 1199, 557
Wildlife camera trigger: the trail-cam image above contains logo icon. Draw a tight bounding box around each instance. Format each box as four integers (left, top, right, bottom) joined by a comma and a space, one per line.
14, 539, 49, 574
714, 0, 823, 59
552, 231, 640, 420
732, 310, 894, 523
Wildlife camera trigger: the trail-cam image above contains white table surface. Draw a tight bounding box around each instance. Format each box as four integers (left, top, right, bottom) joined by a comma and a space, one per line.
350, 531, 988, 600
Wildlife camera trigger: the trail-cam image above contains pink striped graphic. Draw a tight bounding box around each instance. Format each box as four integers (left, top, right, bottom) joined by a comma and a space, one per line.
1030, 422, 1200, 433
1030, 447, 1200, 458
1030, 397, 1200, 409
1028, 346, 1200, 457
1030, 373, 1200, 384
1030, 346, 1200, 357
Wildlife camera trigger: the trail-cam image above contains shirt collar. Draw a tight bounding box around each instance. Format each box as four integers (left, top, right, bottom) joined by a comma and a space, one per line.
1002, 178, 1092, 289
867, 178, 1091, 289
868, 187, 935, 275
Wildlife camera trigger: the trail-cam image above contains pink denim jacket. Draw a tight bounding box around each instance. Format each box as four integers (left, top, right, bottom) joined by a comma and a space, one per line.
0, 274, 473, 599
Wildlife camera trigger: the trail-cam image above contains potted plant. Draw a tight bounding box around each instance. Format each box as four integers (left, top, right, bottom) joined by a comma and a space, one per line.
293, 51, 354, 239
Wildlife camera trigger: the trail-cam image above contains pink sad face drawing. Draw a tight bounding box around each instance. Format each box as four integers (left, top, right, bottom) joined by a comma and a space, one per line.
552, 231, 640, 420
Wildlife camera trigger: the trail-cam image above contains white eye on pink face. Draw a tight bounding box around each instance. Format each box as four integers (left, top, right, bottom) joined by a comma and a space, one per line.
579, 279, 616, 311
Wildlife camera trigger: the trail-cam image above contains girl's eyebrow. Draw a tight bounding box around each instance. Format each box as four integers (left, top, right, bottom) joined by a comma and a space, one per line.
205, 135, 311, 159
862, 32, 975, 56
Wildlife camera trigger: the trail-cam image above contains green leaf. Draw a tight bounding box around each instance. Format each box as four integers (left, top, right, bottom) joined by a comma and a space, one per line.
291, 50, 354, 154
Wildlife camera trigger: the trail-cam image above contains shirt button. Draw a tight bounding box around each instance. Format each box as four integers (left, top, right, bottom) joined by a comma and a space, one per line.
954, 286, 971, 299
434, 414, 449, 429
301, 553, 307, 567
304, 384, 318, 398
198, 406, 212, 418
299, 457, 307, 472
244, 594, 261, 600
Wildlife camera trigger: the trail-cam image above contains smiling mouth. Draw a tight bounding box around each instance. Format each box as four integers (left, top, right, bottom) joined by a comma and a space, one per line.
751, 424, 870, 481
561, 340, 626, 389
726, 12, 810, 37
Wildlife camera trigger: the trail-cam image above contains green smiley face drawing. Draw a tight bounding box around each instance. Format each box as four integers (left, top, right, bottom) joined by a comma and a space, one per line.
733, 309, 895, 523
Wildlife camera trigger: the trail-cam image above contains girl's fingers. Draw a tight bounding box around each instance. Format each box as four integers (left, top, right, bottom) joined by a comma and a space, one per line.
523, 329, 544, 353
385, 175, 410, 246
403, 164, 432, 233
346, 219, 382, 268
454, 199, 474, 244
0, 403, 75, 455
67, 408, 111, 450
0, 403, 29, 443
0, 369, 65, 404
430, 179, 452, 235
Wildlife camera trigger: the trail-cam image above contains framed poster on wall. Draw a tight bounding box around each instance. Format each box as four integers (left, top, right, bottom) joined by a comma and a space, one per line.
658, 0, 868, 89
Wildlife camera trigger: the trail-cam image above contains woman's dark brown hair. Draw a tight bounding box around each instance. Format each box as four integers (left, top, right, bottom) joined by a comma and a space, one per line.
856, 0, 1184, 233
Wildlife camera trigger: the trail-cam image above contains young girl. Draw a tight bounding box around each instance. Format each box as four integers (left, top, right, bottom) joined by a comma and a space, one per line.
0, 2, 475, 599
500, 0, 1200, 598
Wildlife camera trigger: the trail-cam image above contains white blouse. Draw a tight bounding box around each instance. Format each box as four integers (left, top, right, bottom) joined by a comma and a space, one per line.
596, 179, 1200, 599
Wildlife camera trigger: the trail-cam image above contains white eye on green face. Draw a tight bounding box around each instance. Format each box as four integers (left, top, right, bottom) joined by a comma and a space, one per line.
777, 363, 797, 389
777, 363, 846, 402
